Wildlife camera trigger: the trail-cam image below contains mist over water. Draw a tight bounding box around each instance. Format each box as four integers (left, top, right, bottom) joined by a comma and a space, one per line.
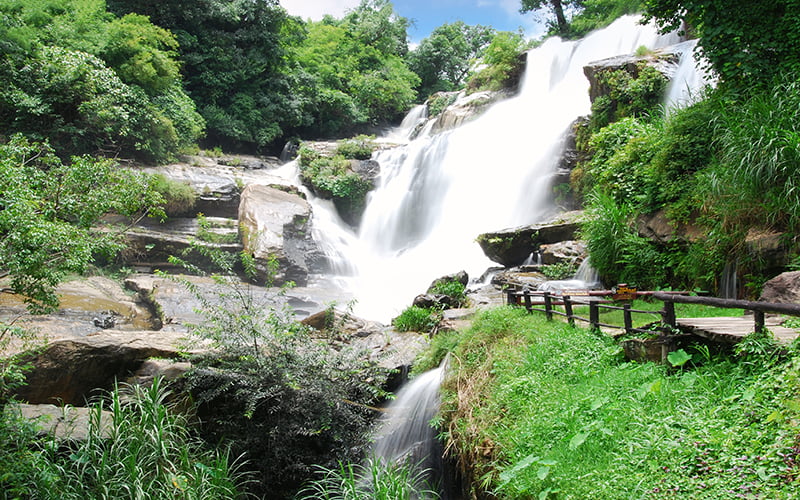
306, 16, 703, 323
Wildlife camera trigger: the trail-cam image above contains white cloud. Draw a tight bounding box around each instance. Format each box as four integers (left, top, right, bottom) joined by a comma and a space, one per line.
279, 0, 362, 21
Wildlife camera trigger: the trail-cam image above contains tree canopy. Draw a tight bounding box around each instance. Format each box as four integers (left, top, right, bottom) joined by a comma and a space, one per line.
642, 0, 800, 90
0, 0, 204, 162
408, 21, 495, 99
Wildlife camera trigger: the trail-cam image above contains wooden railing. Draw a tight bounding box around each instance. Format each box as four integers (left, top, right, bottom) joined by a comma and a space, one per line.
506, 286, 800, 334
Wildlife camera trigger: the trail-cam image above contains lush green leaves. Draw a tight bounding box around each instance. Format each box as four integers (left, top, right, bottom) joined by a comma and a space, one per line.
643, 0, 800, 90
0, 0, 202, 161
0, 136, 163, 312
408, 21, 495, 99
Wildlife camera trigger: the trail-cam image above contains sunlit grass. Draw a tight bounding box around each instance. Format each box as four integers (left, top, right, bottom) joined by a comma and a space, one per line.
439, 306, 800, 499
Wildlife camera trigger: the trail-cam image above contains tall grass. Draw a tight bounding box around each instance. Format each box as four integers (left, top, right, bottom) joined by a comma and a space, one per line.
713, 75, 800, 231
0, 377, 245, 499
440, 307, 800, 499
296, 458, 440, 500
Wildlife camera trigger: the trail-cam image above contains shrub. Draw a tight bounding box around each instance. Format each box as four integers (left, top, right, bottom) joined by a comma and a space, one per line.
393, 306, 442, 333
590, 64, 667, 130
429, 279, 468, 307
167, 251, 390, 498
150, 173, 196, 217
336, 134, 376, 160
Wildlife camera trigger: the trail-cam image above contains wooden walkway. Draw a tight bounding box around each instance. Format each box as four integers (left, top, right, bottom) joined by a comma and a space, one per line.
678, 316, 800, 344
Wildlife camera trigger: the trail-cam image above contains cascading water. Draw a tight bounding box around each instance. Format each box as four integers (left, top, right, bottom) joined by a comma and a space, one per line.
371, 360, 448, 496
308, 16, 705, 324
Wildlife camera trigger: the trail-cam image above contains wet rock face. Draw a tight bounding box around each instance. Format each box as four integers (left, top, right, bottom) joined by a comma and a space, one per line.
476, 211, 584, 267
238, 183, 322, 286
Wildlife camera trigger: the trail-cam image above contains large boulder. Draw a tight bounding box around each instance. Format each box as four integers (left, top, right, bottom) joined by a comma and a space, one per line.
583, 46, 682, 104
477, 211, 584, 267
122, 216, 242, 273
141, 157, 285, 219
759, 271, 800, 304
13, 330, 207, 406
239, 184, 322, 286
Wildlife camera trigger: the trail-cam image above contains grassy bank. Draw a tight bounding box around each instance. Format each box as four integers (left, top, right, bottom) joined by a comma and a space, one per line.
427, 307, 800, 499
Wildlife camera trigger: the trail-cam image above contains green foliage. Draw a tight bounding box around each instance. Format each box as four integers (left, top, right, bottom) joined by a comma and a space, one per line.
581, 192, 669, 288
393, 306, 442, 333
710, 74, 800, 232
336, 135, 376, 160
466, 31, 529, 93
0, 136, 163, 312
150, 173, 196, 217
408, 21, 495, 99
427, 92, 458, 117
440, 306, 800, 499
643, 0, 800, 91
540, 261, 578, 280
169, 250, 389, 498
298, 149, 373, 223
109, 0, 297, 151
0, 0, 202, 161
0, 378, 243, 498
297, 459, 440, 500
429, 279, 468, 307
590, 64, 668, 129
290, 10, 419, 138
562, 0, 645, 39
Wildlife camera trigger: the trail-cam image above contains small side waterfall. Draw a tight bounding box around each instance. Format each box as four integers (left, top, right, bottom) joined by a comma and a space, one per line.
539, 257, 602, 292
371, 361, 448, 496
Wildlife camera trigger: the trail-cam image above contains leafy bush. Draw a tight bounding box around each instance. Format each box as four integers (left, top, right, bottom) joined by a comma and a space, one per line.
427, 92, 458, 117
336, 135, 376, 160
581, 192, 669, 288
393, 306, 442, 333
541, 261, 578, 280
429, 279, 468, 307
466, 31, 528, 93
0, 136, 164, 312
590, 64, 667, 130
298, 150, 373, 224
167, 252, 390, 498
150, 173, 196, 217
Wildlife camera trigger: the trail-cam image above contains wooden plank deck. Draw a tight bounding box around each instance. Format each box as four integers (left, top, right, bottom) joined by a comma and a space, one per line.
677, 316, 800, 344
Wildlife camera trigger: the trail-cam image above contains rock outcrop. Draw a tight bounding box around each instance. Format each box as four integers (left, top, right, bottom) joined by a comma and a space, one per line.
477, 211, 584, 267
759, 271, 800, 304
13, 330, 206, 406
239, 183, 322, 286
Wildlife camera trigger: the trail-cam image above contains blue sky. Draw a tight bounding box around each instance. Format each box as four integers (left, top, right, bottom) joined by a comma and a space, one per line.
279, 0, 548, 43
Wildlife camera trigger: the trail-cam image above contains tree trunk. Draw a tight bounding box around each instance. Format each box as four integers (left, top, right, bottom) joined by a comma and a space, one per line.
551, 0, 569, 35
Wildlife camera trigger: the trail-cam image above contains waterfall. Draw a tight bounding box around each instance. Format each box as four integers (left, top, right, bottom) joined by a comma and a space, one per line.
663, 39, 715, 112
309, 15, 707, 323
371, 361, 448, 495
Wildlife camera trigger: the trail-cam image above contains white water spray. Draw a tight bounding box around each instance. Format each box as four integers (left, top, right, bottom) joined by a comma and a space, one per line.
309, 16, 707, 323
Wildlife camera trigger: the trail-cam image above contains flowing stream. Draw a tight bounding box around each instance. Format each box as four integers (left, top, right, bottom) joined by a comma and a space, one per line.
307, 15, 708, 323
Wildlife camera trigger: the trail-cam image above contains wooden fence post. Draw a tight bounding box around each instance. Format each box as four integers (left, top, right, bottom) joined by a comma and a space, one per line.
623, 303, 633, 334
544, 292, 553, 321
589, 301, 599, 330
563, 296, 575, 327
662, 301, 676, 330
754, 310, 765, 333
524, 289, 532, 313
